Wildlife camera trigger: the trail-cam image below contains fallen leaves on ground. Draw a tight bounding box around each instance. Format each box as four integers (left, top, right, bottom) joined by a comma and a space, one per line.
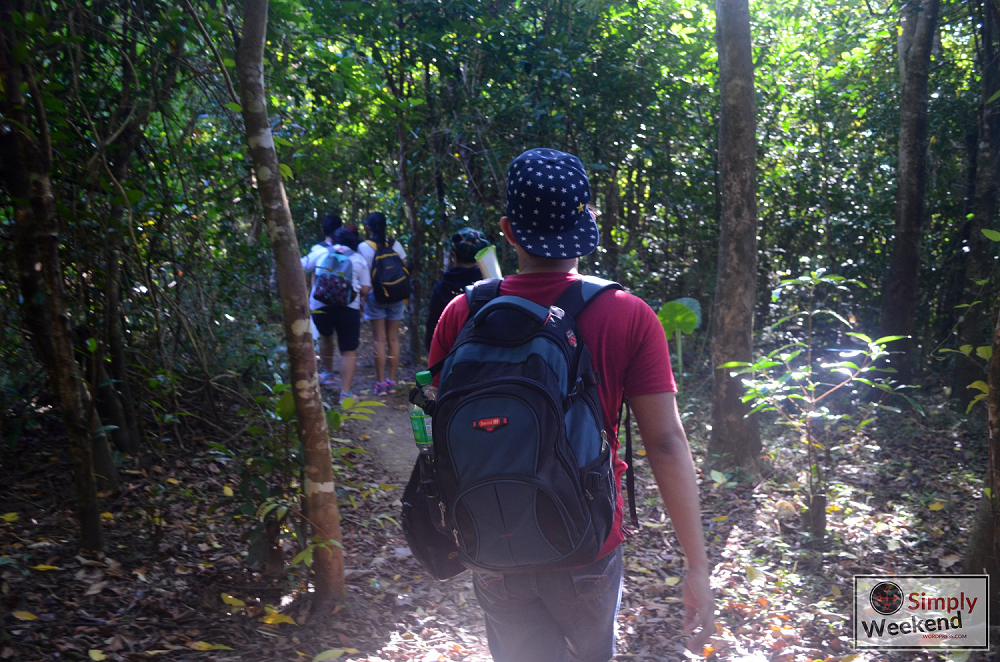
0, 370, 981, 662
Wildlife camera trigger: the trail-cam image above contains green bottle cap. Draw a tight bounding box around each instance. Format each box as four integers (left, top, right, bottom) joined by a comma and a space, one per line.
415, 370, 433, 386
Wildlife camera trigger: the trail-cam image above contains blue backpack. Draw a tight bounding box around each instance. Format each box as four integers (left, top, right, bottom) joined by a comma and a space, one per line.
426, 277, 628, 573
314, 246, 355, 307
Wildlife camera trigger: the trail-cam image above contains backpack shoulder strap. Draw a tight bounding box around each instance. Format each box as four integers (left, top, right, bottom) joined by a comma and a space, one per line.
554, 276, 623, 320
426, 278, 502, 380
617, 400, 639, 530
464, 278, 503, 317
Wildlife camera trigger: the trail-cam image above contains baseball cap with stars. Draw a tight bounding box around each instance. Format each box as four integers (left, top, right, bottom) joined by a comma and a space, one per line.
504, 148, 599, 259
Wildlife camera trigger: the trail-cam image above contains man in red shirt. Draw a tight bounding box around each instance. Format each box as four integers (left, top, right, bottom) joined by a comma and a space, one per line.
429, 148, 714, 661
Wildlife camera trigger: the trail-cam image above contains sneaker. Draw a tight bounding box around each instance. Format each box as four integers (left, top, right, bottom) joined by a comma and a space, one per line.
339, 391, 354, 403
373, 381, 387, 397
319, 372, 338, 389
384, 379, 398, 394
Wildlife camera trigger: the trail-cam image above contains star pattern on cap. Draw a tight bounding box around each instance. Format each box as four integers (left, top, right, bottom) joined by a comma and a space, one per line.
505, 148, 599, 259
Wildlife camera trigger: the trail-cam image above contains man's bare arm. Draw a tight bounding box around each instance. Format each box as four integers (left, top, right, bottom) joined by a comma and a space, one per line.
629, 391, 715, 651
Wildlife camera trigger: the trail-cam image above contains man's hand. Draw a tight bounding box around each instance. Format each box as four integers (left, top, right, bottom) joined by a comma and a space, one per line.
682, 566, 715, 652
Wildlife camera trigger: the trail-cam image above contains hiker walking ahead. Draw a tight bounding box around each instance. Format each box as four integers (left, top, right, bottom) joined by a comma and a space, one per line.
424, 227, 489, 352
301, 218, 370, 401
359, 212, 409, 396
427, 148, 714, 661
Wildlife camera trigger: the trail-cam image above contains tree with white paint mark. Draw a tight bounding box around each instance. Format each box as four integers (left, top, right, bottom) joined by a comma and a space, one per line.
234, 0, 346, 610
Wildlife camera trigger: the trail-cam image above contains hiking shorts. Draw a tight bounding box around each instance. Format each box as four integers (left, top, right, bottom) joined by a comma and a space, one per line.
312, 306, 361, 352
472, 546, 624, 662
364, 291, 406, 321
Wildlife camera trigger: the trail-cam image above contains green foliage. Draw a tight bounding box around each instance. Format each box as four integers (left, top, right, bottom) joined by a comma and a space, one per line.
657, 300, 699, 337
207, 383, 382, 568
658, 298, 700, 391
722, 269, 916, 537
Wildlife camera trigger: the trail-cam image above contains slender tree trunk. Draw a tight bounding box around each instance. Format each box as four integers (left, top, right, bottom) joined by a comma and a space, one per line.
963, 306, 1000, 625
600, 173, 621, 282
937, 125, 978, 341
879, 0, 939, 379
74, 326, 131, 458
954, 2, 1000, 407
236, 0, 345, 608
102, 128, 145, 455
1, 1, 106, 550
707, 0, 761, 473
426, 63, 450, 278
105, 245, 141, 450
398, 123, 423, 366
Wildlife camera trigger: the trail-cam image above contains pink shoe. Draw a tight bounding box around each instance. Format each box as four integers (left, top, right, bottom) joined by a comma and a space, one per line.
385, 379, 398, 394
374, 381, 387, 397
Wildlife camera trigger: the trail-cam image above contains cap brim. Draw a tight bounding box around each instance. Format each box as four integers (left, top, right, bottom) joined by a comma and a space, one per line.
511, 211, 600, 259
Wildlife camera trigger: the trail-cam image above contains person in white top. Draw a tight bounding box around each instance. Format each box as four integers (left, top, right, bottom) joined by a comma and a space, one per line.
300, 218, 370, 400
358, 212, 407, 396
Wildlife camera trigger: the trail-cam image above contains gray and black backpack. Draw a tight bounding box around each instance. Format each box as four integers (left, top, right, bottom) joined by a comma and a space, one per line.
423, 276, 630, 573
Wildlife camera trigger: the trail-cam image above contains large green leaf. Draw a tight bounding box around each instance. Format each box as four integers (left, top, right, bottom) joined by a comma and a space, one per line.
672, 297, 701, 328
658, 300, 699, 337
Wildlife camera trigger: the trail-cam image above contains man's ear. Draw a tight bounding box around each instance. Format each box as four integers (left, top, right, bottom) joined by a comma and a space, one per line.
499, 217, 518, 247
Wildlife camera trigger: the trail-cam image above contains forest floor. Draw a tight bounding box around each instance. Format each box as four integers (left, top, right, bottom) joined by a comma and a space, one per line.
0, 332, 995, 662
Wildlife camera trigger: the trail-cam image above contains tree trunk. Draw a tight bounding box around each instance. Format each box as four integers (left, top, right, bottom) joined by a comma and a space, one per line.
963, 307, 1000, 625
96, 29, 183, 453
235, 0, 345, 609
105, 246, 141, 451
398, 122, 423, 366
707, 0, 761, 473
879, 0, 939, 380
936, 125, 978, 342
600, 173, 621, 282
953, 2, 1000, 408
74, 326, 130, 456
1, 2, 106, 550
427, 63, 449, 282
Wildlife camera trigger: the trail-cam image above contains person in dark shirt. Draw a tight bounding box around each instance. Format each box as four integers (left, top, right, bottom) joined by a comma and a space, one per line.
424, 227, 490, 352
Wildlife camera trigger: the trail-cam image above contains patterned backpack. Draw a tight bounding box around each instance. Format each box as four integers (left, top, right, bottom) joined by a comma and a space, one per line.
313, 245, 355, 307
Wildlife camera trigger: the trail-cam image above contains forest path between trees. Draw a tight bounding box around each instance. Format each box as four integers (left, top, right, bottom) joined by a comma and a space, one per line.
315, 331, 494, 661
326, 323, 422, 483
341, 385, 415, 485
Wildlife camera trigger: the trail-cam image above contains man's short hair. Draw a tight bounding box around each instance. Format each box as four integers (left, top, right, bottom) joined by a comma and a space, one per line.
332, 226, 359, 251
322, 212, 342, 237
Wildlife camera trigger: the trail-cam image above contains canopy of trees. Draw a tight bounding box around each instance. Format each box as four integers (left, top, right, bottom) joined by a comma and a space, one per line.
2, 0, 999, 656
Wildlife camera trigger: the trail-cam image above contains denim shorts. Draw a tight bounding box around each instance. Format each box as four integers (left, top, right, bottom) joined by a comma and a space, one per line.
364, 292, 406, 321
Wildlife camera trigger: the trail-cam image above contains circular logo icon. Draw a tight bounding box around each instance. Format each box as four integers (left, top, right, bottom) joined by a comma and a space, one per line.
870, 581, 904, 615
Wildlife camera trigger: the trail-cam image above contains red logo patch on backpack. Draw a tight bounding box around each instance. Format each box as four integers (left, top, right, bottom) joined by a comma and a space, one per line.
566, 330, 577, 348
472, 417, 508, 432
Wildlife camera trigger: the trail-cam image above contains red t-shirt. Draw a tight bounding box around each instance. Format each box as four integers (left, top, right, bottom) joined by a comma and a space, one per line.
428, 271, 677, 557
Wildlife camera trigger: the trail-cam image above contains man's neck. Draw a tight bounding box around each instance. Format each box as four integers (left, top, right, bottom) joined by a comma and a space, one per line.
517, 257, 579, 274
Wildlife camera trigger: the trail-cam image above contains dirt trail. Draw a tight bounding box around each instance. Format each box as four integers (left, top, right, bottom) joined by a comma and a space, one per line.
326, 325, 420, 483
348, 387, 417, 483
322, 328, 493, 661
